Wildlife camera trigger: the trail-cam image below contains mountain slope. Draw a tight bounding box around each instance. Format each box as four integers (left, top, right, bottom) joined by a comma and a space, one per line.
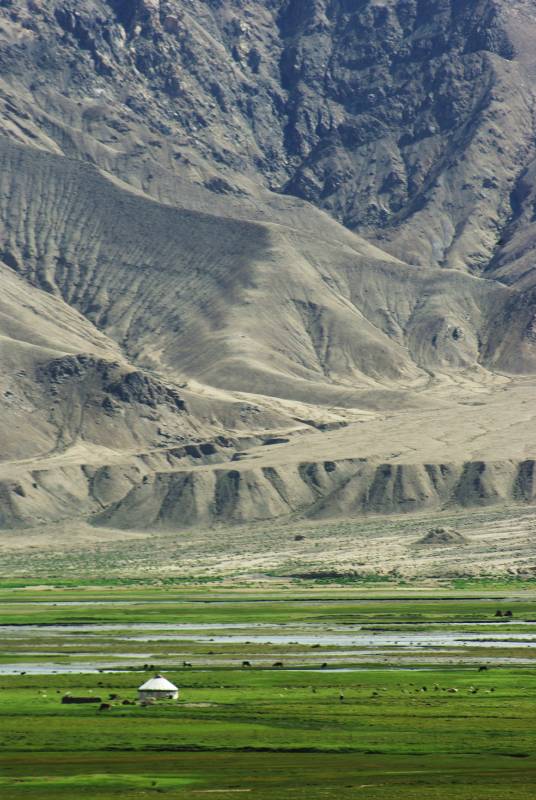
3, 0, 536, 270
1, 1, 536, 534
3, 134, 535, 399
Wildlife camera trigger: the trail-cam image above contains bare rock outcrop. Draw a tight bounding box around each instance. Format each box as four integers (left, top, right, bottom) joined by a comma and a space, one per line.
415, 528, 469, 547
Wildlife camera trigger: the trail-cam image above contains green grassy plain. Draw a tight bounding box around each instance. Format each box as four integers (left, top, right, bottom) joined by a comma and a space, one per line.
1, 588, 534, 626
1, 583, 536, 797
1, 668, 536, 799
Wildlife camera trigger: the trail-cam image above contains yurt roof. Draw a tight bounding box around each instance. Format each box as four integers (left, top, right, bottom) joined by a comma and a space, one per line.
138, 675, 178, 692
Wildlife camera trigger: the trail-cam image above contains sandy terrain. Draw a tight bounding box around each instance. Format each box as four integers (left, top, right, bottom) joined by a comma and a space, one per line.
1, 503, 535, 580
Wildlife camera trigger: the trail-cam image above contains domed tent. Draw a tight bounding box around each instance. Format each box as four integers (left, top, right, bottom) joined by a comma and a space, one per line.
138, 674, 179, 701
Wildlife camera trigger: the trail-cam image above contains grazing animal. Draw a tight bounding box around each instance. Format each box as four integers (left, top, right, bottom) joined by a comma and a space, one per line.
62, 695, 102, 705
273, 661, 284, 668
98, 703, 111, 711
478, 666, 488, 672
242, 661, 252, 668
321, 662, 328, 669
183, 662, 192, 668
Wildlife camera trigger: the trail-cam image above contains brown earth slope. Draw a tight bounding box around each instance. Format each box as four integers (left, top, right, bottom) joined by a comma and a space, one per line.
0, 1, 536, 537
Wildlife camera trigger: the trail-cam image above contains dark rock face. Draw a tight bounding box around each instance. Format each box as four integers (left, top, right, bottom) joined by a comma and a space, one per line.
279, 0, 509, 219
38, 355, 186, 412
3, 1, 535, 272
107, 371, 185, 411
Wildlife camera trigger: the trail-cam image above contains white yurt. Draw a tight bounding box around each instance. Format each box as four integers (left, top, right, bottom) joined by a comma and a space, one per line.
138, 674, 179, 701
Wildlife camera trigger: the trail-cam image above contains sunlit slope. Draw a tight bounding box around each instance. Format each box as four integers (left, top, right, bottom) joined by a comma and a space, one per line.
0, 136, 536, 530
2, 137, 535, 409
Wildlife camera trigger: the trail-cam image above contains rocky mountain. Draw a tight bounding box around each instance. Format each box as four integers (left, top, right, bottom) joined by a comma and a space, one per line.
1, 0, 536, 532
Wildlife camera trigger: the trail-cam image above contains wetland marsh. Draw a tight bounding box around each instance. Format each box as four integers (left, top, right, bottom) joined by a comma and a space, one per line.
1, 581, 536, 798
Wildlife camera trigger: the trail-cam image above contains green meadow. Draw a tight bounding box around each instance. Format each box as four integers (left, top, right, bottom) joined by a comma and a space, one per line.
1, 668, 536, 798
1, 582, 536, 797
1, 588, 535, 626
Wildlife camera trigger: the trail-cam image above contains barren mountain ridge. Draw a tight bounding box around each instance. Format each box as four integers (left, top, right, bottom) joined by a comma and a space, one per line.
1, 0, 536, 534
